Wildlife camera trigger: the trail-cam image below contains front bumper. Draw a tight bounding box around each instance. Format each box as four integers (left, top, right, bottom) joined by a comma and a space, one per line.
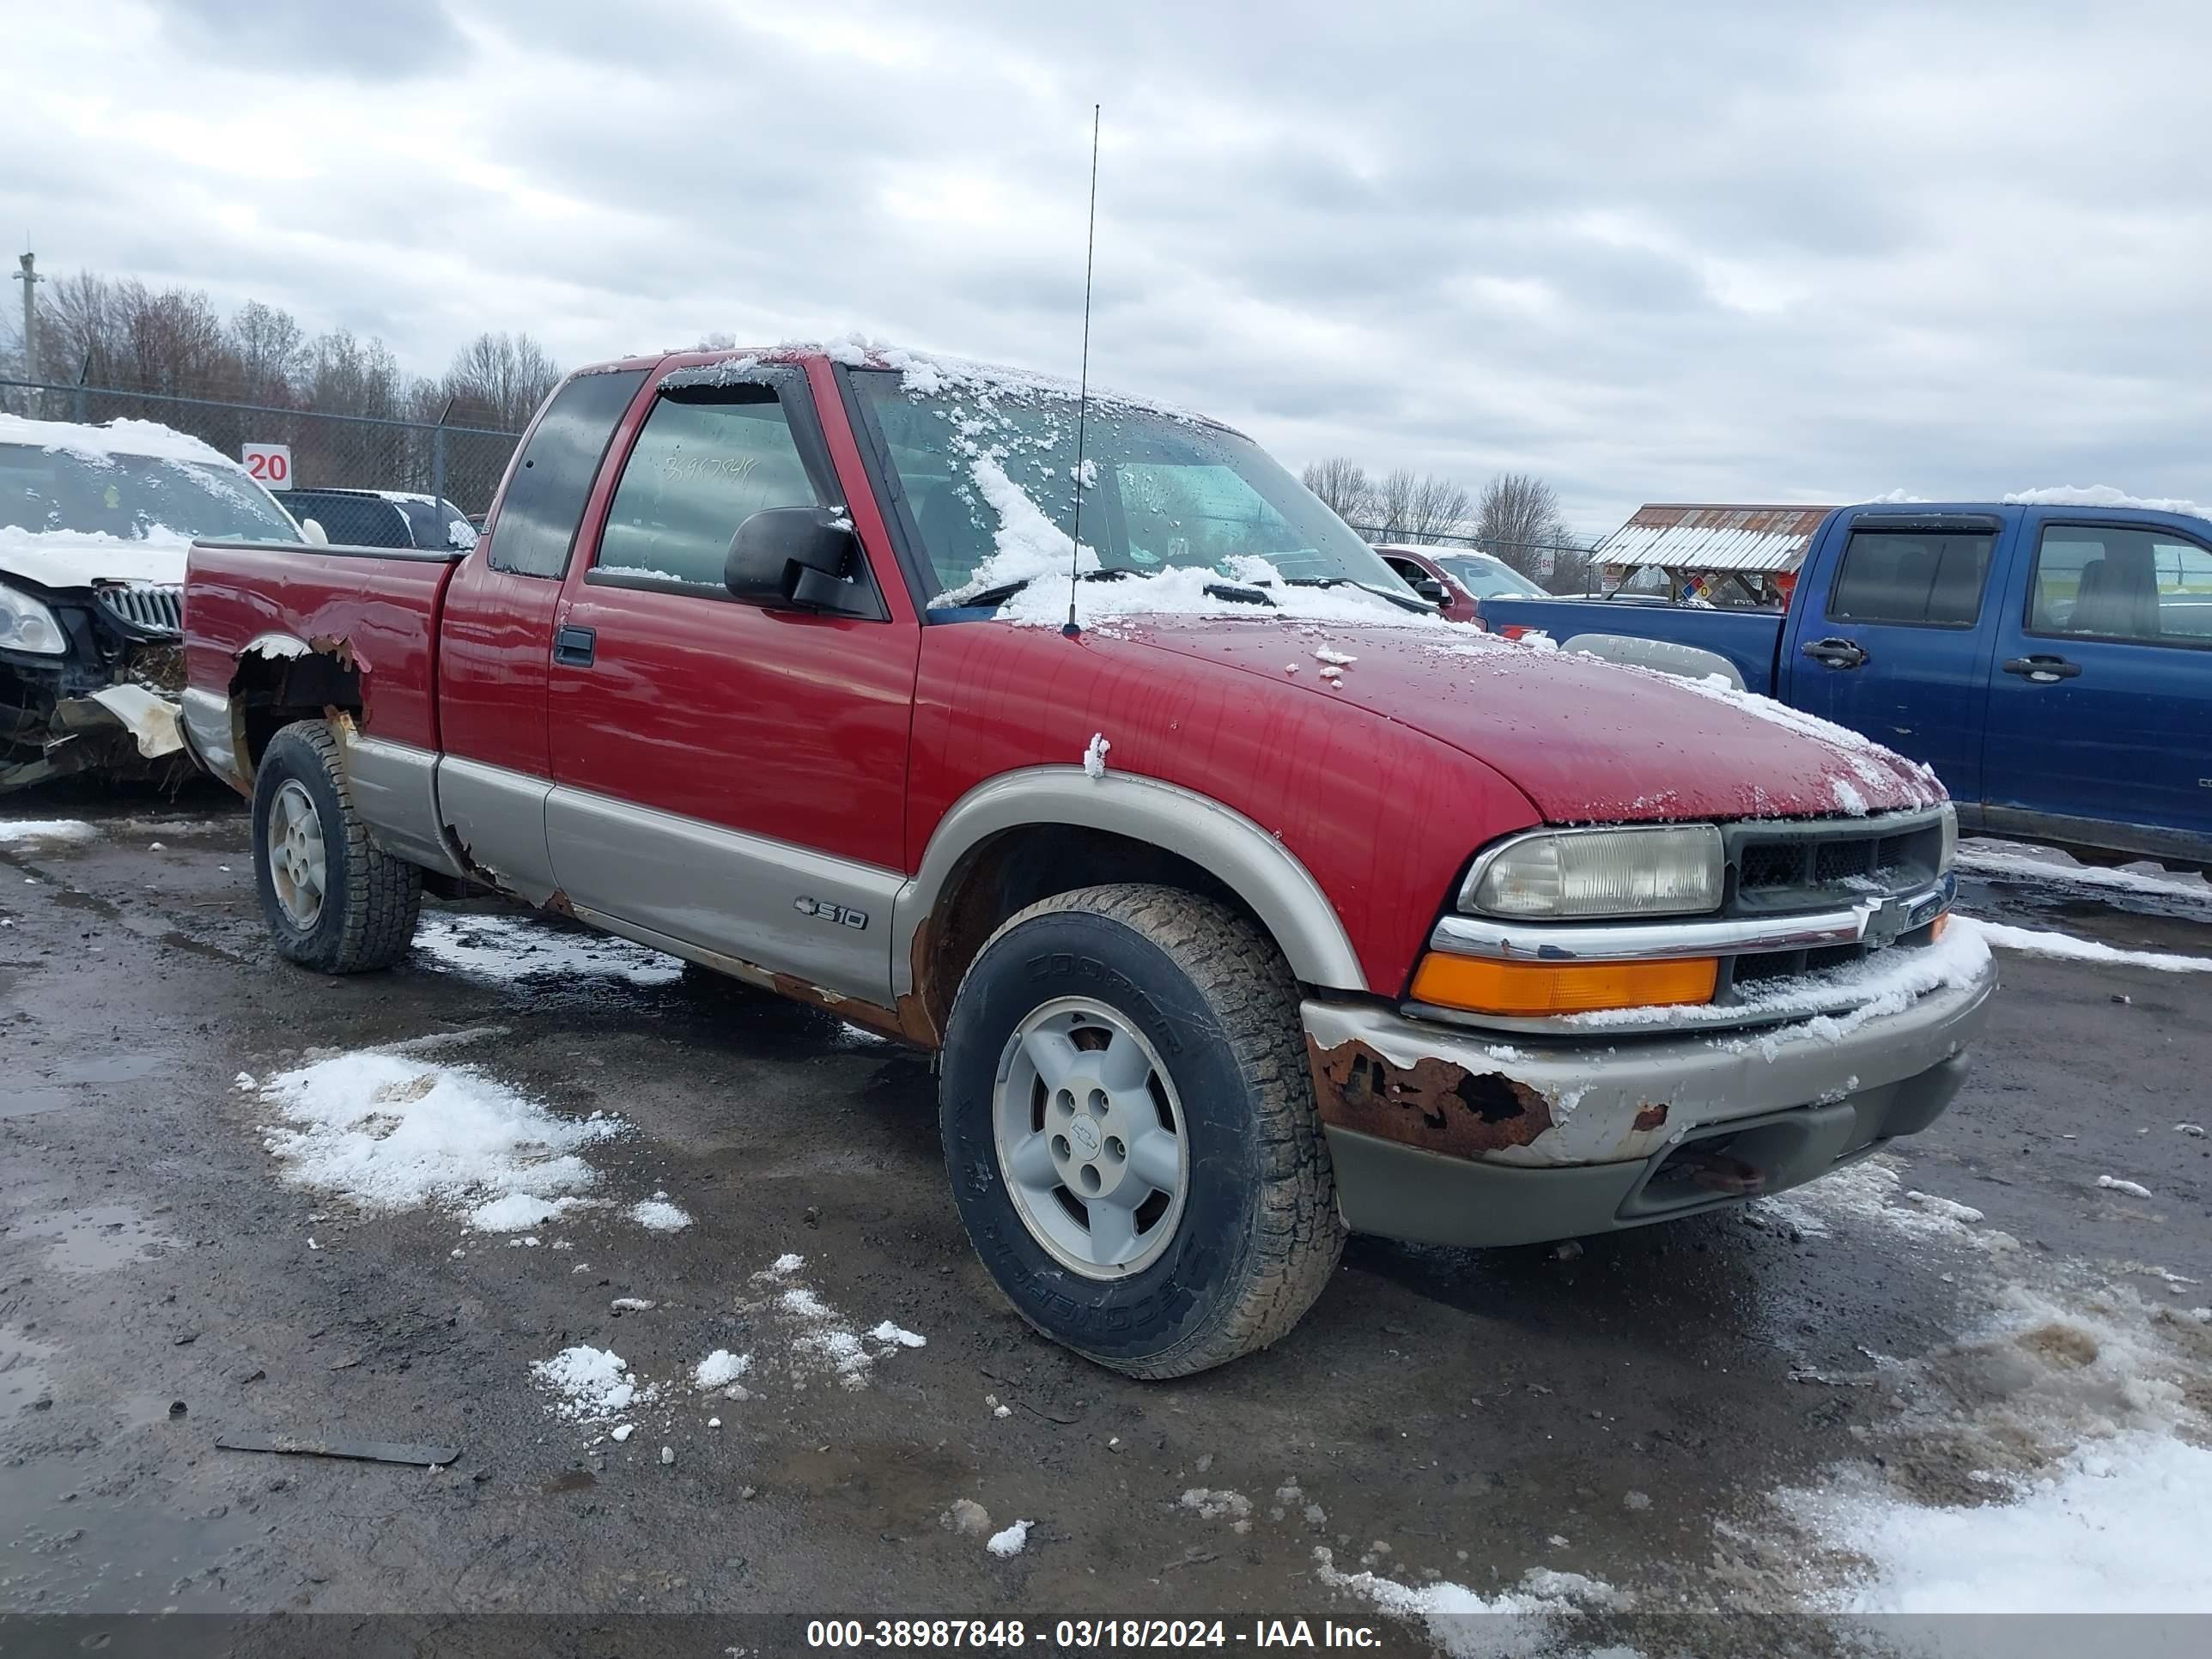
1, 647, 188, 792
1302, 952, 1996, 1248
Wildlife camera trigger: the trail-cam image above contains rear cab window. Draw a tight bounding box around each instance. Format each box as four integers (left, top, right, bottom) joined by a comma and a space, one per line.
1826, 522, 1995, 627
2030, 525, 2212, 647
488, 369, 648, 579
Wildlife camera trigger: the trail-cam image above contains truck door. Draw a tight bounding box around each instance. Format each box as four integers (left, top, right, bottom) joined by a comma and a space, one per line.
543, 362, 921, 1006
1782, 511, 2006, 803
1980, 514, 2212, 860
435, 368, 650, 902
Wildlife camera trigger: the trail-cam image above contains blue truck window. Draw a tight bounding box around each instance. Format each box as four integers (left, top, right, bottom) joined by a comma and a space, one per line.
2030, 526, 2212, 647
1829, 529, 1992, 628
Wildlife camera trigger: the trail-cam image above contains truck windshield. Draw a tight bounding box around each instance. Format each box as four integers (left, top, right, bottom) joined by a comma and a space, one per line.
848, 368, 1421, 615
1435, 553, 1549, 599
0, 442, 299, 544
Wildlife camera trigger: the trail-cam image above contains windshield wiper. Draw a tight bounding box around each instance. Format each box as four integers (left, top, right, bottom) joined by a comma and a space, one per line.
942, 568, 1275, 611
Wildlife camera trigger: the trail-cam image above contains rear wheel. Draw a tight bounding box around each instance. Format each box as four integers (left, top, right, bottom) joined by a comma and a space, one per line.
939, 884, 1345, 1377
252, 720, 422, 974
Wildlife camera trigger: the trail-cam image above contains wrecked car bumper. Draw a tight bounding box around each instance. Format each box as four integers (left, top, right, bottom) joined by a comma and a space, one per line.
1, 656, 190, 792
1303, 955, 1996, 1248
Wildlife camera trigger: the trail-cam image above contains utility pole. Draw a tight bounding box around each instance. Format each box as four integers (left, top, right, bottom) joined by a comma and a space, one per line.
12, 250, 40, 381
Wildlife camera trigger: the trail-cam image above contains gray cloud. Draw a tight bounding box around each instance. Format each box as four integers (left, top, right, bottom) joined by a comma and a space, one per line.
5, 0, 2209, 531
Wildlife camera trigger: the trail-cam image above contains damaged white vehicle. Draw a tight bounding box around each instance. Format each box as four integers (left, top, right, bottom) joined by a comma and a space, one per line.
0, 414, 307, 791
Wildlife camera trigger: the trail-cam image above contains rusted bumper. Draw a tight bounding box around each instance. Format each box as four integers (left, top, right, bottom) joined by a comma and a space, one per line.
1302, 954, 1996, 1248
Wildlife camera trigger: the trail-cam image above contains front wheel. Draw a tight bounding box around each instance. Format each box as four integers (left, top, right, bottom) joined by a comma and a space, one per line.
252, 720, 422, 974
939, 884, 1345, 1378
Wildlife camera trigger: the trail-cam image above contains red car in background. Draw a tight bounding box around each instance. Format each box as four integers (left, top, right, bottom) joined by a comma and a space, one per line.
1371, 542, 1553, 627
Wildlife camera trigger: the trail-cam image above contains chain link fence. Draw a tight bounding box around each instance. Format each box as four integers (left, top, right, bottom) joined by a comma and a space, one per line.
0, 379, 522, 517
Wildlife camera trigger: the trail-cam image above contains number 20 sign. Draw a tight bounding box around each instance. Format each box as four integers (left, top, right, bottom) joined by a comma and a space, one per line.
242, 443, 293, 489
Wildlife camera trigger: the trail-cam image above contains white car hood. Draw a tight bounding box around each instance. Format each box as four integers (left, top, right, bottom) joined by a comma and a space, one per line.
0, 526, 191, 591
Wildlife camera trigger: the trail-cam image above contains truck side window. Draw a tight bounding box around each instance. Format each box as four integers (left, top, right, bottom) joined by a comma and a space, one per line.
1827, 529, 1992, 628
489, 369, 647, 579
593, 388, 822, 587
2031, 526, 2212, 647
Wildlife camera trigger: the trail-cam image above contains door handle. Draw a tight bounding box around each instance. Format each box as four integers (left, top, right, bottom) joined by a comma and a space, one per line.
1801, 636, 1869, 670
2002, 654, 2081, 683
552, 625, 596, 666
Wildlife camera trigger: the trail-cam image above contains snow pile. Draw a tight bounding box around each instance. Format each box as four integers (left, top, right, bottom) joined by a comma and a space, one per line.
1768, 1285, 2212, 1613
1806, 1431, 2212, 1613
0, 819, 98, 848
1179, 1488, 1253, 1522
1756, 1154, 2005, 1249
629, 1196, 693, 1232
986, 1520, 1031, 1558
412, 913, 683, 987
1957, 842, 2209, 902
2097, 1176, 2154, 1200
1957, 916, 2212, 974
252, 1051, 621, 1230
531, 1345, 659, 1422
1316, 1547, 1624, 1657
693, 1349, 752, 1390
732, 1259, 927, 1391
2004, 484, 2209, 520
1082, 732, 1110, 779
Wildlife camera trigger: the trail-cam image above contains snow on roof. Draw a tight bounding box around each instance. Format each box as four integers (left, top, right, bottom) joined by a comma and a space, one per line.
662, 333, 1212, 425
1596, 503, 1836, 574
2003, 484, 2210, 520
0, 411, 236, 470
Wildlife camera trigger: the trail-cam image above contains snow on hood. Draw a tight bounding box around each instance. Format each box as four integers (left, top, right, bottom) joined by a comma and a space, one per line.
1097, 617, 1945, 823
0, 524, 191, 590
0, 411, 233, 468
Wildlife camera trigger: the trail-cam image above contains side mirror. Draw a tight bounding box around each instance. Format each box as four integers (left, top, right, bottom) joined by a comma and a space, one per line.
726, 506, 865, 613
301, 518, 329, 546
1413, 577, 1448, 607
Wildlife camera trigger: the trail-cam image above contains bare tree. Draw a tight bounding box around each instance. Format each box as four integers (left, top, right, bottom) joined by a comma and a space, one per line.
439, 331, 562, 430
1300, 457, 1373, 524
1363, 467, 1472, 544
1476, 471, 1570, 574
228, 300, 307, 405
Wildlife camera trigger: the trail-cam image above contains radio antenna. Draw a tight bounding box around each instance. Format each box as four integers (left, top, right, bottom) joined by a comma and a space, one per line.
1063, 103, 1101, 640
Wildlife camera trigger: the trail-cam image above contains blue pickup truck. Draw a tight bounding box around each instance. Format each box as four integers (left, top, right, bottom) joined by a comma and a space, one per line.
1480, 501, 2212, 869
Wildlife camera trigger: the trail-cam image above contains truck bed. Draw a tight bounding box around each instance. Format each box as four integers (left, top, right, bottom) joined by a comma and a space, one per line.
183, 540, 465, 760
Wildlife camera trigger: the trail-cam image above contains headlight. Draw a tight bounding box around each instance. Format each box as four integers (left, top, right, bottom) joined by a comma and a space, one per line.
1462, 824, 1725, 919
1937, 802, 1958, 875
0, 582, 67, 655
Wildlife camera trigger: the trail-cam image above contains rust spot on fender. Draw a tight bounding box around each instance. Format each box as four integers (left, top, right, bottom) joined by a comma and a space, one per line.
1634, 1102, 1669, 1131
1307, 1036, 1552, 1157
540, 888, 576, 919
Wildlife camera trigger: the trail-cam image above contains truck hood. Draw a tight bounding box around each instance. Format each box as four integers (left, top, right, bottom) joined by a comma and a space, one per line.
1106, 616, 1944, 823
0, 527, 190, 592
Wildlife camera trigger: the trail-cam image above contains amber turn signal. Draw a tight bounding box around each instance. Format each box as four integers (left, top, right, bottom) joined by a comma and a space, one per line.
1410, 952, 1719, 1018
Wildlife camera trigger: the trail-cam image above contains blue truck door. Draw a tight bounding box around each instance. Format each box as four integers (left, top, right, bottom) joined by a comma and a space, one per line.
1781, 510, 2006, 803
1979, 511, 2212, 862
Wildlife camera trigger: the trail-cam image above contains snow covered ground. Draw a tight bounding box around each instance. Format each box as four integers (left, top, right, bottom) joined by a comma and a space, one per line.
1957, 840, 2211, 904
410, 912, 683, 987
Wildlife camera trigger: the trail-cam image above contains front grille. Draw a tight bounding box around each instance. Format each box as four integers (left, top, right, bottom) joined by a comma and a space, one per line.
1715, 808, 1950, 1004
95, 583, 184, 636
1725, 811, 1944, 915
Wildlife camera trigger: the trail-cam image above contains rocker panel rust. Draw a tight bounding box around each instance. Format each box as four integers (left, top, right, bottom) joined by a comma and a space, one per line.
1306, 1034, 1553, 1158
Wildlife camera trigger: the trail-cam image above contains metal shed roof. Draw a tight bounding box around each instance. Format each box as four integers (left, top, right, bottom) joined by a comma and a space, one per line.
1595, 504, 1837, 573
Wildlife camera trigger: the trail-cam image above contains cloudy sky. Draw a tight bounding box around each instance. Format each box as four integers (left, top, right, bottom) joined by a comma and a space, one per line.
3, 0, 2207, 532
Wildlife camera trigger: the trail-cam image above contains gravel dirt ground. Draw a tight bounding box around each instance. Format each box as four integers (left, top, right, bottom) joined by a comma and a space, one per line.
2, 786, 2207, 1656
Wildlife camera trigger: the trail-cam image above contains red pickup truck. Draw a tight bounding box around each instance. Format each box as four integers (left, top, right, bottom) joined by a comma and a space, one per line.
180, 343, 1996, 1376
